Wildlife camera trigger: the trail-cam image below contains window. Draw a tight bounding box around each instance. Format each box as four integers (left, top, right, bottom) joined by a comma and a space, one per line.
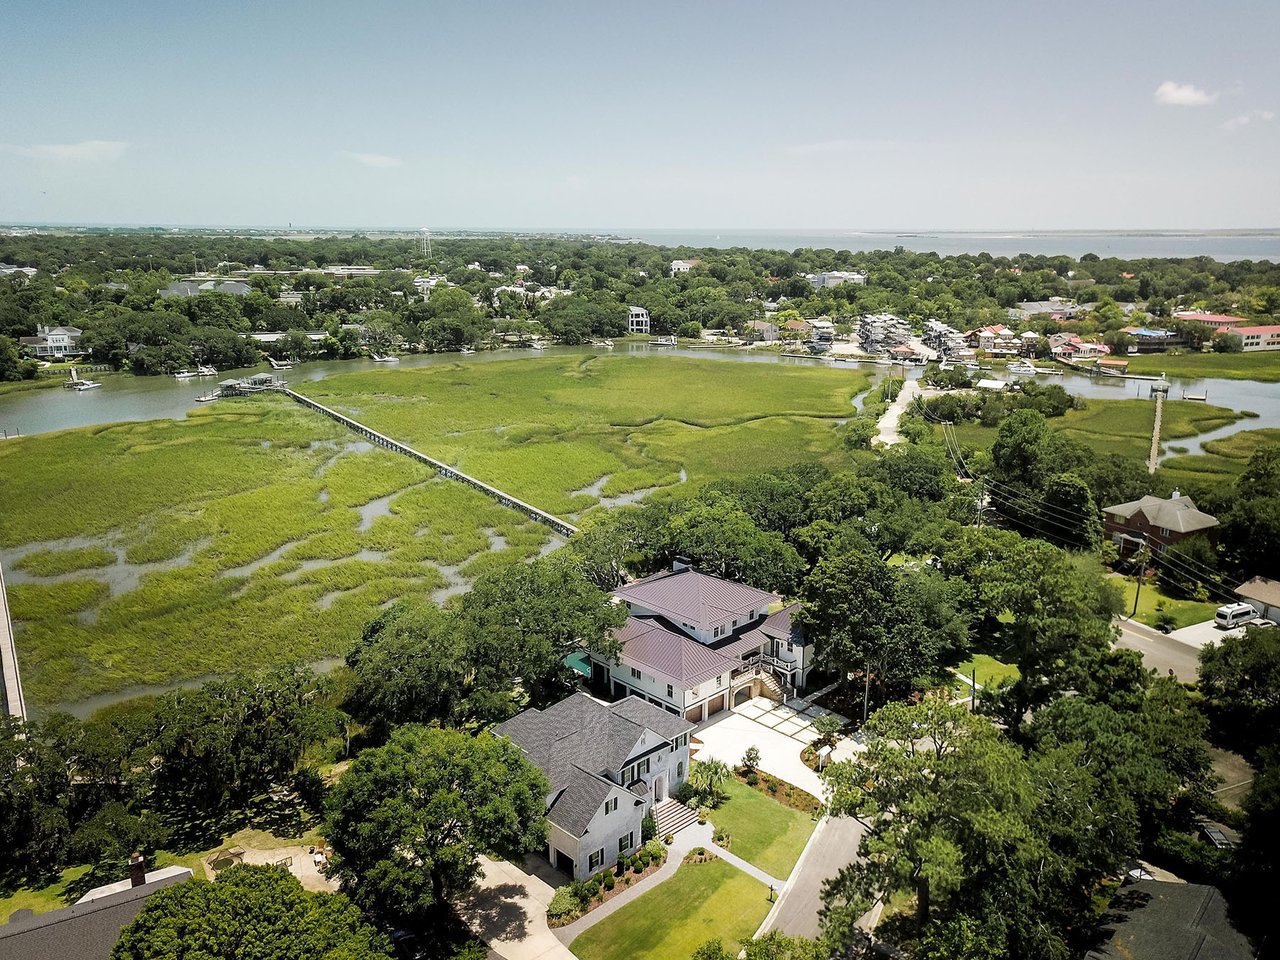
618, 832, 634, 854
666, 684, 674, 698
716, 675, 723, 687
589, 849, 604, 871
603, 797, 617, 816
677, 761, 684, 779
630, 667, 641, 680
638, 758, 650, 776
732, 619, 738, 629
624, 765, 635, 783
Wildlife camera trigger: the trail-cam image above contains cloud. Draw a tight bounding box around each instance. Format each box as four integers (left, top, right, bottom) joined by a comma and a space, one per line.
339, 151, 403, 168
0, 140, 129, 162
1154, 81, 1218, 106
1222, 109, 1276, 131
783, 138, 860, 157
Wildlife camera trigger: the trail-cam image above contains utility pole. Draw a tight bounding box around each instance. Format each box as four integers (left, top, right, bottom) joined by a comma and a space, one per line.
1131, 537, 1148, 618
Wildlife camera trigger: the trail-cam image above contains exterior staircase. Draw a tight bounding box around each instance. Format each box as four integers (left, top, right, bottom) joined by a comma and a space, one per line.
652, 799, 699, 838
758, 671, 786, 703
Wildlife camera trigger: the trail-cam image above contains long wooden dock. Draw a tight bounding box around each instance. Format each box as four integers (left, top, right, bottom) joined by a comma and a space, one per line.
277, 388, 579, 538
0, 561, 27, 721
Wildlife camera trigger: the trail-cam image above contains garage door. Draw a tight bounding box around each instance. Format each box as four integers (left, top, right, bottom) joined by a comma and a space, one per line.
707, 694, 726, 716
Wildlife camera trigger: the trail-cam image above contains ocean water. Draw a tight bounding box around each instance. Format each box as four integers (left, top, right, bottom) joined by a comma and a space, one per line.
607, 228, 1280, 262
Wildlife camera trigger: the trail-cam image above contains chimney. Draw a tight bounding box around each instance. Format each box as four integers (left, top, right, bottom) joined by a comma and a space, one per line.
672, 557, 692, 573
129, 851, 146, 888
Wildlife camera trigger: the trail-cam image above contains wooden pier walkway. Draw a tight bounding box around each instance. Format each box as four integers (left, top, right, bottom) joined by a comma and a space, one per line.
1148, 391, 1164, 475
0, 561, 27, 721
277, 388, 579, 538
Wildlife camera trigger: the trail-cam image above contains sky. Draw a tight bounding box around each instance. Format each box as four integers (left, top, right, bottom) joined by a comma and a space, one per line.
1, 0, 1278, 231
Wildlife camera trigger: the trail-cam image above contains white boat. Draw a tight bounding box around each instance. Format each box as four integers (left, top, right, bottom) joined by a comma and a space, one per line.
267, 357, 293, 370
459, 347, 476, 355
64, 368, 101, 390
529, 341, 547, 350
173, 369, 199, 380
195, 391, 220, 403
1006, 360, 1036, 375
370, 353, 399, 362
649, 336, 677, 346
602, 339, 614, 349
197, 364, 217, 376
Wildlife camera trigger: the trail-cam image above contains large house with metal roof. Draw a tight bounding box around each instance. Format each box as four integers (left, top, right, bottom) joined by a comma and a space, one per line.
494, 693, 693, 880
586, 563, 813, 723
1102, 491, 1218, 554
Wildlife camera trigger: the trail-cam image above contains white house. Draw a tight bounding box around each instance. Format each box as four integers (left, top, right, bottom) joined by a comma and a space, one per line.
18, 324, 83, 359
628, 306, 651, 335
805, 270, 867, 288
588, 563, 814, 724
670, 259, 700, 275
1235, 325, 1280, 352
494, 694, 693, 880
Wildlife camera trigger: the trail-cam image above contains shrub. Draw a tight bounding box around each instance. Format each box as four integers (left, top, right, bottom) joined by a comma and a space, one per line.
742, 745, 761, 770
745, 771, 758, 787
621, 872, 632, 885
615, 856, 626, 876
638, 850, 651, 867
641, 814, 656, 843
674, 781, 697, 806
644, 839, 665, 860
547, 886, 582, 921
663, 833, 674, 845
603, 873, 616, 890
767, 780, 779, 794
713, 828, 730, 845
632, 860, 644, 874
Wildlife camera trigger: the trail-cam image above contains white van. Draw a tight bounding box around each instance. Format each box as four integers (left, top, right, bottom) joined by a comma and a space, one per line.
1215, 602, 1258, 629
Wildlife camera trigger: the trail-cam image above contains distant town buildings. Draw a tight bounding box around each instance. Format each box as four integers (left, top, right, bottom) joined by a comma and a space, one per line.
859, 313, 910, 352
922, 319, 967, 357
966, 324, 1020, 356
805, 269, 867, 289
627, 306, 651, 335
1173, 311, 1250, 330
159, 280, 251, 298
0, 263, 38, 278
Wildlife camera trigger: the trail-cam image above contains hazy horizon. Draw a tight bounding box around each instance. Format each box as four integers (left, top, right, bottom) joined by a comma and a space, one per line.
4, 0, 1278, 231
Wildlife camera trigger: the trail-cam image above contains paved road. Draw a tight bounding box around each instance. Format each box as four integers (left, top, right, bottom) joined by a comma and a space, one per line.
874, 379, 920, 447
768, 815, 867, 939
1115, 618, 1201, 680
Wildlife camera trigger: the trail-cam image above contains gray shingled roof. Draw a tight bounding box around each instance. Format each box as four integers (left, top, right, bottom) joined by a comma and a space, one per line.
617, 616, 735, 686
615, 568, 775, 627
494, 693, 693, 836
1087, 881, 1254, 960
0, 873, 189, 960
1235, 576, 1280, 608
1104, 494, 1218, 534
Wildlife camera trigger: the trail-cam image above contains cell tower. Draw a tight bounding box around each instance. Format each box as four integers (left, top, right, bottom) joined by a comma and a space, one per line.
419, 227, 432, 261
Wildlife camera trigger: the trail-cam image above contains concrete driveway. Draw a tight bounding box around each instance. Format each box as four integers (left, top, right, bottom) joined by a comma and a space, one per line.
1168, 619, 1245, 650
457, 856, 575, 960
693, 697, 863, 799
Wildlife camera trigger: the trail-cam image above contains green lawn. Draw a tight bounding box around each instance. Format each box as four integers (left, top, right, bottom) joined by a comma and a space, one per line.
1115, 576, 1217, 630
709, 778, 817, 879
1124, 351, 1280, 383
569, 859, 771, 960
0, 865, 92, 924
954, 654, 1020, 689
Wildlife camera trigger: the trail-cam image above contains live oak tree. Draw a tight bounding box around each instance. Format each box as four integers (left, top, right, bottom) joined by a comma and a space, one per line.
112, 864, 389, 960
821, 700, 1034, 932
1198, 624, 1280, 760
324, 727, 548, 921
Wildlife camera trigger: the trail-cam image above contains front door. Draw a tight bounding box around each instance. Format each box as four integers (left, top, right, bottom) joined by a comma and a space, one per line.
652, 774, 665, 803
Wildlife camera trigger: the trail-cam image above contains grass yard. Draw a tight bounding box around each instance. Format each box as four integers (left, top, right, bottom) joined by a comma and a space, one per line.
1124, 351, 1280, 383
1115, 577, 1217, 630
954, 654, 1020, 690
0, 865, 92, 925
709, 778, 817, 879
298, 355, 869, 515
569, 858, 771, 960
0, 398, 553, 709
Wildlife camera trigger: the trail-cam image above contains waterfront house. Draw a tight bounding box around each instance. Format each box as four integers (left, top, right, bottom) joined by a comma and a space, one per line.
1102, 491, 1218, 554
966, 324, 1020, 356
587, 562, 813, 723
627, 306, 651, 335
494, 693, 693, 879
746, 320, 779, 342
18, 324, 83, 359
670, 259, 701, 275
1173, 311, 1250, 331
1122, 326, 1184, 352
1234, 325, 1280, 352
805, 270, 867, 288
